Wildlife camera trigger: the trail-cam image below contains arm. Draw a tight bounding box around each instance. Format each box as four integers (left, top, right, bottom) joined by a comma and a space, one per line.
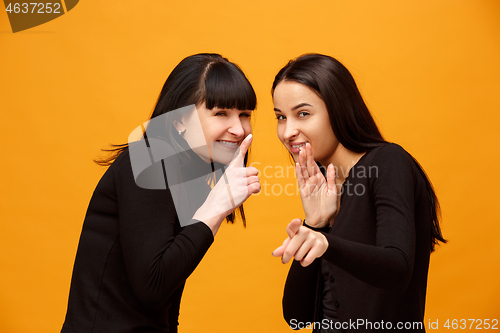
274, 145, 417, 291
321, 146, 416, 290
116, 134, 259, 309
274, 220, 329, 326
116, 155, 214, 309
282, 259, 321, 326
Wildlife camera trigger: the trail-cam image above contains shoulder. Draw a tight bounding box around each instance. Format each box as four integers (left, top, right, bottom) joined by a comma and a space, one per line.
104, 148, 133, 183
103, 146, 154, 193
110, 148, 131, 171
89, 149, 131, 192
362, 143, 419, 186
365, 143, 414, 169
371, 142, 410, 159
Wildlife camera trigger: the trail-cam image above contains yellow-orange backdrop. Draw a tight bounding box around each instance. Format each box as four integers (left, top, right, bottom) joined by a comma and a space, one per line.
1, 1, 499, 332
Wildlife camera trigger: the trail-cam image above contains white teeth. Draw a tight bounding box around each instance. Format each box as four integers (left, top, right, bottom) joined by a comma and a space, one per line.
219, 141, 238, 146
291, 143, 306, 148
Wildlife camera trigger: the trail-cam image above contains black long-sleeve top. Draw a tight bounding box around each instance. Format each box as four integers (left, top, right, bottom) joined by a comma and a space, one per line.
61, 148, 214, 333
283, 143, 433, 332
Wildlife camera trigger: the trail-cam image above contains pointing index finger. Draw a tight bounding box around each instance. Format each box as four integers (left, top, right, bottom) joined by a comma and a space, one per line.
286, 218, 302, 238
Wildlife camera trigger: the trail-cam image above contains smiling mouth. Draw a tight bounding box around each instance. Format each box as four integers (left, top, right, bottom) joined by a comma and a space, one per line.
216, 140, 239, 147
289, 142, 306, 153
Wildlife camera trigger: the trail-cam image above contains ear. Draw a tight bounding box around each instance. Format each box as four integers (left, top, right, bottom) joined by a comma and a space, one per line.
173, 119, 185, 133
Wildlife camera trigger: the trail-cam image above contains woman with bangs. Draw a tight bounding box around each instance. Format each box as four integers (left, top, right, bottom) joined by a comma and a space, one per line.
271, 54, 446, 332
61, 54, 260, 333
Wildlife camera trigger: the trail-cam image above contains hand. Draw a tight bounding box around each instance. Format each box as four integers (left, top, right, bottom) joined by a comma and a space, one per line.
194, 134, 260, 235
272, 219, 329, 267
296, 143, 338, 229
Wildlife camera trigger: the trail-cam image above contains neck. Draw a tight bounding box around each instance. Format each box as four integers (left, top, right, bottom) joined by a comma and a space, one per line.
319, 144, 366, 183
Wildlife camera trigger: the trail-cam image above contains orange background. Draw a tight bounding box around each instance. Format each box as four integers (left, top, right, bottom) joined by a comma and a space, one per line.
1, 1, 499, 332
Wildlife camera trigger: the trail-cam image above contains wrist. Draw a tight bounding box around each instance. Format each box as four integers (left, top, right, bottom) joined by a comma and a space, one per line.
303, 215, 328, 228
193, 207, 226, 236
302, 219, 330, 232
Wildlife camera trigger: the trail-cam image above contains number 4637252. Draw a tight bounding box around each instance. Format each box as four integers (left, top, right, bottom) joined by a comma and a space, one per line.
444, 319, 498, 330
5, 3, 62, 14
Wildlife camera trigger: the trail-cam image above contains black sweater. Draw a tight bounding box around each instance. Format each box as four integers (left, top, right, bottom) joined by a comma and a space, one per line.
61, 149, 214, 333
283, 143, 433, 332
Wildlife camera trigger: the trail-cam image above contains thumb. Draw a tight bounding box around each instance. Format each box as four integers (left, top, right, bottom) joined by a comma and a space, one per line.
229, 134, 252, 167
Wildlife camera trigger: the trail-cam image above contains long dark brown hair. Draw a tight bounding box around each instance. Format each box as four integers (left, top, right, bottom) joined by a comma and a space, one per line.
272, 53, 446, 251
96, 53, 257, 225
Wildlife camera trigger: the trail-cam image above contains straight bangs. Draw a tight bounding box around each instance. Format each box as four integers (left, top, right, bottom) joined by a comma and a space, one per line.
203, 61, 257, 111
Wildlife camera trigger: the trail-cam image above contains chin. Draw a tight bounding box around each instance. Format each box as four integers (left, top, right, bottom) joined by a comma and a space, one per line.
211, 151, 235, 165
289, 151, 298, 162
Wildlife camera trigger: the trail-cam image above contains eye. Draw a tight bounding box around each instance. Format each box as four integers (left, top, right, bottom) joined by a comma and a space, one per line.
276, 114, 286, 120
215, 111, 227, 116
240, 112, 252, 118
298, 111, 309, 118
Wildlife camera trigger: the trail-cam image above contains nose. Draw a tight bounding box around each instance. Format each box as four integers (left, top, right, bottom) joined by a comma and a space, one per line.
227, 116, 245, 138
282, 120, 299, 141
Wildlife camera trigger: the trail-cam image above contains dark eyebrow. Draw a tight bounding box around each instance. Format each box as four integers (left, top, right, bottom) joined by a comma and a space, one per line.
292, 103, 312, 110
274, 103, 312, 113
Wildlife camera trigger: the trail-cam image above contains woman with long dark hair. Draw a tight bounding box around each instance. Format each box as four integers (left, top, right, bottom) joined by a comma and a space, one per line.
271, 54, 445, 332
61, 53, 260, 333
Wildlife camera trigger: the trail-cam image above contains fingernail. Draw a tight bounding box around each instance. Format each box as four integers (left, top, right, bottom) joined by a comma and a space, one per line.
245, 134, 253, 142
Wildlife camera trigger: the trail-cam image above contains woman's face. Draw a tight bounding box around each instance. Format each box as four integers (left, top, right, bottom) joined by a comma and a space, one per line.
273, 81, 339, 165
179, 102, 252, 164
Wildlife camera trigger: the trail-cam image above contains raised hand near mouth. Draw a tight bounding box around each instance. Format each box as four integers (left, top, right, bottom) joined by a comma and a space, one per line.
194, 134, 260, 236
296, 143, 338, 229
